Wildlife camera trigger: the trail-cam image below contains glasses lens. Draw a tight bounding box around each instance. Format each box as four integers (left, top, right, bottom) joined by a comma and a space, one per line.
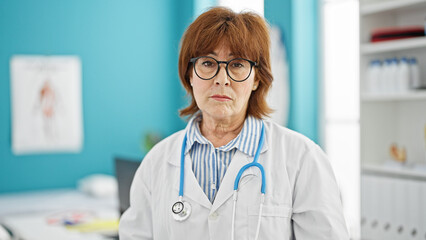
228, 59, 251, 81
194, 57, 218, 80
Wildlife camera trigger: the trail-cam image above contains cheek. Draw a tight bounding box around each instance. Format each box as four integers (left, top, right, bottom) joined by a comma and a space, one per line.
191, 78, 210, 102
233, 85, 254, 108
239, 85, 253, 96
239, 79, 255, 98
193, 79, 208, 92
243, 81, 257, 103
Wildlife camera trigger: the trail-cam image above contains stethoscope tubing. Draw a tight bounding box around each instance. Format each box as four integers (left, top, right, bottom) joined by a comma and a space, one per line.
180, 122, 265, 196
233, 123, 265, 193
179, 134, 188, 197
176, 120, 266, 238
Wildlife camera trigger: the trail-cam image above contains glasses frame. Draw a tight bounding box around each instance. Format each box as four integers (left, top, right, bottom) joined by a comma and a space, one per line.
189, 56, 258, 82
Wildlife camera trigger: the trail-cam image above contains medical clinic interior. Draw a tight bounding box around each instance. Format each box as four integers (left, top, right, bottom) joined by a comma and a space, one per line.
1, 0, 426, 239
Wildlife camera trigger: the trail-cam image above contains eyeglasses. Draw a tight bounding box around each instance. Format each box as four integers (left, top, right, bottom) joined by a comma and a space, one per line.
189, 56, 257, 82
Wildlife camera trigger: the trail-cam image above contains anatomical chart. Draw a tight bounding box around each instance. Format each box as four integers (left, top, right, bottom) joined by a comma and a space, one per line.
10, 55, 83, 154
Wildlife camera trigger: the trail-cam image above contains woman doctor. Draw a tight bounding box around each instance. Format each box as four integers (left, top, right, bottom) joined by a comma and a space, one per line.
119, 7, 349, 240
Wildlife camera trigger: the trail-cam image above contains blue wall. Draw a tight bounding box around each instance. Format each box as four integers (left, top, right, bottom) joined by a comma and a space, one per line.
265, 0, 319, 143
0, 0, 192, 193
0, 0, 319, 193
265, 0, 292, 63
290, 0, 319, 143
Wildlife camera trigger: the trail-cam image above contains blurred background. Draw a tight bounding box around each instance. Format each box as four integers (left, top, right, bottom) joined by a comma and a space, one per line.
1, 0, 426, 239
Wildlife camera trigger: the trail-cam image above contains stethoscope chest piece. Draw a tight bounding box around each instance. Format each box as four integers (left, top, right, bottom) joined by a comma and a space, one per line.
172, 200, 191, 221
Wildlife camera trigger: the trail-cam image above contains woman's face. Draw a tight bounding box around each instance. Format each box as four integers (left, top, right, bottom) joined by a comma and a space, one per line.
190, 44, 258, 122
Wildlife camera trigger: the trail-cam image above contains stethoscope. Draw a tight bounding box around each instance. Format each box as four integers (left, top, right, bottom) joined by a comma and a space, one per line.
172, 122, 266, 240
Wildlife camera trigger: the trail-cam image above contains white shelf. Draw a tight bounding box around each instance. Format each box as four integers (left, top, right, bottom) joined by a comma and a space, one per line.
362, 163, 426, 180
360, 3, 426, 239
361, 90, 426, 102
361, 37, 426, 54
361, 0, 426, 15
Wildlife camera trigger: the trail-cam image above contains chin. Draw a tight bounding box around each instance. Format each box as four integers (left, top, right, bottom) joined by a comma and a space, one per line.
213, 112, 233, 119
203, 109, 233, 119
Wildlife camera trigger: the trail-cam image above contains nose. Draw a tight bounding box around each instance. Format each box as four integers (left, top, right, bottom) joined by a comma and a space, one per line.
214, 64, 230, 86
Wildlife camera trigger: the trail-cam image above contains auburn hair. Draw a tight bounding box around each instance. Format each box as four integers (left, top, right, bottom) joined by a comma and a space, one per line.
178, 7, 273, 119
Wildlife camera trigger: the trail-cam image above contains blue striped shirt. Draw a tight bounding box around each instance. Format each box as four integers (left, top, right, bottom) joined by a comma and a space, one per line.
185, 114, 263, 202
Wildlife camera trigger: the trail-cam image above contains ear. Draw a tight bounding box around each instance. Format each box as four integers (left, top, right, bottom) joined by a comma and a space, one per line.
252, 80, 259, 91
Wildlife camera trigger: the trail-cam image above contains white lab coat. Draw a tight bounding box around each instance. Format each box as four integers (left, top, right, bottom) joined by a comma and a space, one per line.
119, 120, 349, 240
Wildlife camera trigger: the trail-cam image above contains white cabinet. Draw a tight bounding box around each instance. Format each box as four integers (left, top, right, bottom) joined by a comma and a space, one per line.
360, 0, 426, 174
360, 1, 426, 239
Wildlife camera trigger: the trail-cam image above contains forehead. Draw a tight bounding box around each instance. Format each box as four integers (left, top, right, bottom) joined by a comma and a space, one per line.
198, 40, 249, 59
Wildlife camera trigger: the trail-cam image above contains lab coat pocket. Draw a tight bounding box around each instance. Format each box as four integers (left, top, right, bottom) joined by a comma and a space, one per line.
248, 205, 293, 240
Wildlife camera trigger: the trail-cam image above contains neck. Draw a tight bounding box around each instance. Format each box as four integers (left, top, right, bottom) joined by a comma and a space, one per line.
200, 114, 246, 148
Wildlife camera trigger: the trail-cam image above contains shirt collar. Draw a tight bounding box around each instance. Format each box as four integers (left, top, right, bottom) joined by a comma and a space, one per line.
184, 114, 207, 154
184, 114, 263, 157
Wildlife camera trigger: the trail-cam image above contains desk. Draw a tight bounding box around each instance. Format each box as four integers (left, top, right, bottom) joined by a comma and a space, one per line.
0, 189, 119, 240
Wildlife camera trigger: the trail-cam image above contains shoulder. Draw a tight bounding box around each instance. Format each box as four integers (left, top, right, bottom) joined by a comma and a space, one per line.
137, 129, 185, 174
144, 130, 185, 161
262, 119, 330, 178
130, 129, 185, 194
150, 130, 185, 153
263, 120, 337, 194
263, 119, 321, 154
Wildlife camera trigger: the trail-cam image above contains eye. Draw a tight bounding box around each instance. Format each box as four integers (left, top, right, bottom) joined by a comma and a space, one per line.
201, 60, 215, 68
231, 62, 244, 68
229, 59, 249, 69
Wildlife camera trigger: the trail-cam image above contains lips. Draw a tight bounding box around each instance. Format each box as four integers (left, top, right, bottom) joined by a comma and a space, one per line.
210, 94, 232, 102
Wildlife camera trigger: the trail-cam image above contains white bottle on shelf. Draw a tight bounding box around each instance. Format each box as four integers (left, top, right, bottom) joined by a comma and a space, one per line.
373, 60, 382, 93
397, 57, 410, 92
410, 58, 421, 89
366, 60, 374, 93
389, 58, 399, 93
380, 59, 391, 93
367, 60, 381, 93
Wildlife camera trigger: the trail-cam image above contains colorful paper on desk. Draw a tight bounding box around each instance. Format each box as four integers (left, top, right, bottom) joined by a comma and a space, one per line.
46, 210, 96, 226
65, 219, 119, 233
10, 55, 83, 155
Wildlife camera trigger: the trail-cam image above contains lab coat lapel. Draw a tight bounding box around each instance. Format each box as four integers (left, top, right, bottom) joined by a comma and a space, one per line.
210, 150, 258, 214
172, 154, 212, 209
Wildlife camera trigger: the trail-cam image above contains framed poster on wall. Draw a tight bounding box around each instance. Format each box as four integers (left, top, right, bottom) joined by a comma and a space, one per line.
10, 55, 83, 155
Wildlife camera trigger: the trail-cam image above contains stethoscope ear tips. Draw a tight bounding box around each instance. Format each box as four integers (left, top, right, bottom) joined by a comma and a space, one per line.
172, 200, 192, 221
